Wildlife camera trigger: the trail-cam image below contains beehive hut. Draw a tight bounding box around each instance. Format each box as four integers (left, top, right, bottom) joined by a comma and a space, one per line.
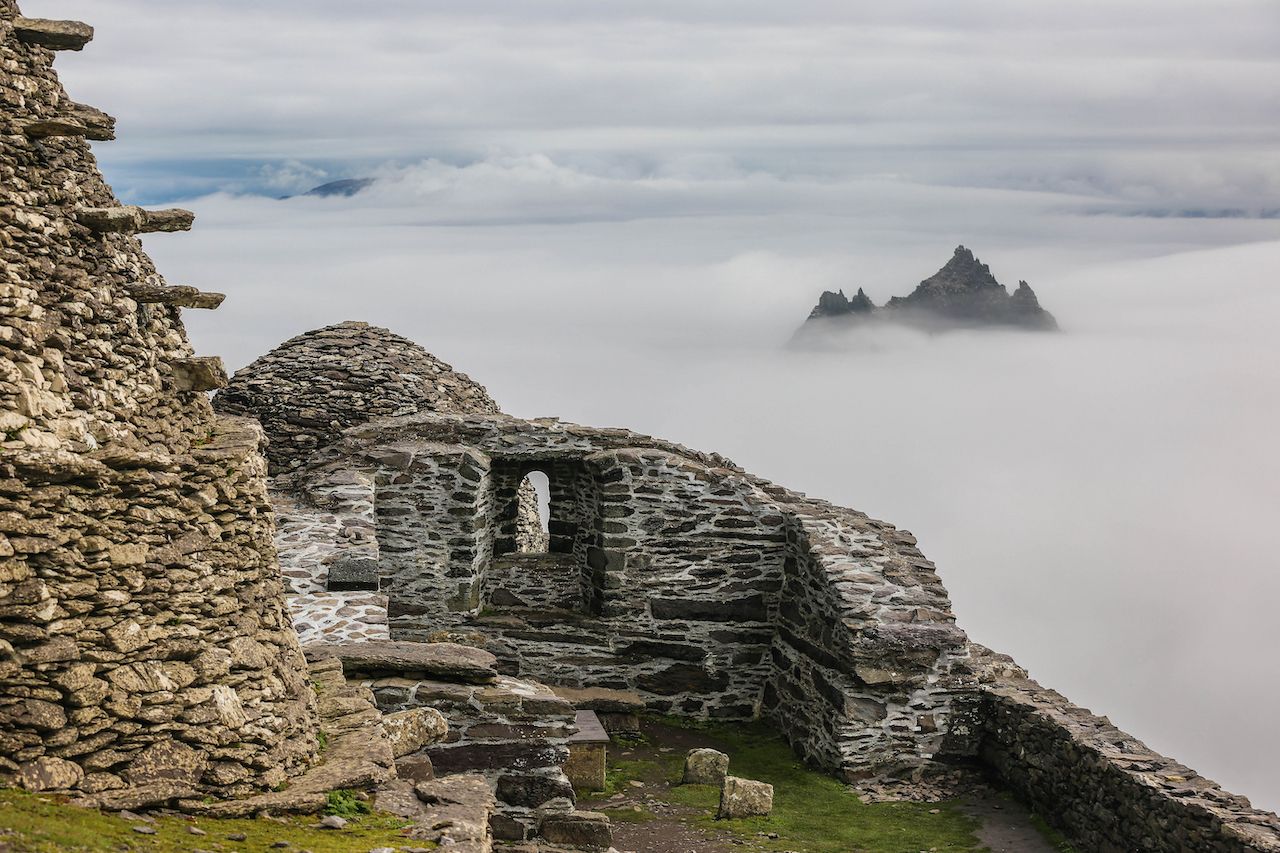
0, 2, 319, 802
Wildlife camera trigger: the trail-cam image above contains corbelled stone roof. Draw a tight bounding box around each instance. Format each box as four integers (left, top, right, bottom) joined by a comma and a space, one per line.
214, 321, 500, 472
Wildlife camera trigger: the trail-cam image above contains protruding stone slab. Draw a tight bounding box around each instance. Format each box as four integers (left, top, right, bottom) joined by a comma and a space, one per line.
142, 208, 195, 232
682, 748, 729, 786
67, 103, 116, 140
304, 641, 498, 684
13, 17, 94, 50
77, 206, 144, 233
76, 206, 194, 234
170, 357, 228, 392
21, 117, 88, 139
717, 775, 773, 819
124, 283, 225, 309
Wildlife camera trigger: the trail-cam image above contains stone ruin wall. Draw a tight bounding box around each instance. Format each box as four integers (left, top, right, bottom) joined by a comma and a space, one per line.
0, 2, 319, 799
960, 649, 1280, 852
293, 412, 970, 781
286, 408, 1280, 850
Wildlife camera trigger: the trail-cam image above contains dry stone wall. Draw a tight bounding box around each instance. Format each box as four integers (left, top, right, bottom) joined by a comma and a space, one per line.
292, 411, 969, 779
961, 648, 1280, 852
0, 1, 318, 801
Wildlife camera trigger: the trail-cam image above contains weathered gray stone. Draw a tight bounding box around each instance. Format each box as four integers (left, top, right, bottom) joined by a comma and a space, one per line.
682, 748, 729, 786
18, 757, 84, 791
717, 775, 773, 819
124, 739, 208, 786
383, 707, 448, 758
13, 16, 94, 49
325, 555, 380, 591
141, 208, 195, 232
21, 117, 88, 138
304, 641, 497, 683
124, 283, 225, 309
539, 811, 612, 849
171, 357, 229, 392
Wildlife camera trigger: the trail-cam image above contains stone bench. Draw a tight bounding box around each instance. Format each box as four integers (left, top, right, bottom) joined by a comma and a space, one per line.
564, 710, 609, 791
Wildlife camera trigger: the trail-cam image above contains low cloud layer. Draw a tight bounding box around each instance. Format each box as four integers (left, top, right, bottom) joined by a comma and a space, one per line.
22, 0, 1280, 812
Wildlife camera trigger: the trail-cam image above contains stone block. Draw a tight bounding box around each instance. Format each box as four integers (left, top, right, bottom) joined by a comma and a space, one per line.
683, 748, 729, 786
140, 208, 196, 233
13, 17, 94, 50
496, 770, 575, 807
383, 707, 448, 758
18, 757, 83, 791
170, 357, 228, 392
124, 739, 207, 786
395, 754, 435, 783
717, 775, 773, 819
564, 740, 606, 791
77, 206, 144, 233
326, 555, 380, 591
539, 811, 613, 849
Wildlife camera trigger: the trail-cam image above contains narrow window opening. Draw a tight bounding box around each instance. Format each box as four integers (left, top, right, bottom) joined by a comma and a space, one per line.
516, 470, 550, 554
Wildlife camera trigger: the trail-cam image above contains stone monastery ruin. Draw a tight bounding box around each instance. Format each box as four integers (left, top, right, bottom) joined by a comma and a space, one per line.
2, 3, 1280, 851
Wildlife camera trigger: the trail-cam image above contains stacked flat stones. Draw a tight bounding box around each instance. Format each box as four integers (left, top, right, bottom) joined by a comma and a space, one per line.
214, 321, 501, 474
0, 1, 319, 803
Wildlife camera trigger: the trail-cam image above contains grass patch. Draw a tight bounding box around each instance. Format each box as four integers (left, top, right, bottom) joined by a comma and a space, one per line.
0, 788, 421, 852
323, 788, 371, 817
627, 717, 985, 853
598, 806, 659, 824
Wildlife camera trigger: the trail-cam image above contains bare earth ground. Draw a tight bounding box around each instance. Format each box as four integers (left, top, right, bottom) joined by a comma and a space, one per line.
574, 718, 1065, 853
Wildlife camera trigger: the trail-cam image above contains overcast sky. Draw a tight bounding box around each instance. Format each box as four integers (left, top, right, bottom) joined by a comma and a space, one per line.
29, 0, 1280, 812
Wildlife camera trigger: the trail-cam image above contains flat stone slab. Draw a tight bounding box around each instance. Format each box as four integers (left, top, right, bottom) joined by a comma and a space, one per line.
568, 710, 609, 745
552, 685, 646, 713
304, 640, 498, 684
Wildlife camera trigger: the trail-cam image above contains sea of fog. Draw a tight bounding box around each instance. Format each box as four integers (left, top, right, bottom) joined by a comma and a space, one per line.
148, 187, 1280, 812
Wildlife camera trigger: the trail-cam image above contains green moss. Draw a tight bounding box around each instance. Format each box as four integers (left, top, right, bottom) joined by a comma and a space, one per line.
0, 788, 423, 852
610, 718, 985, 853
323, 788, 370, 817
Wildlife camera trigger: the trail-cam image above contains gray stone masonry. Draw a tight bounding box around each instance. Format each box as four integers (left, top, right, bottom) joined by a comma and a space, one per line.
0, 0, 320, 801
953, 647, 1280, 852
290, 411, 968, 780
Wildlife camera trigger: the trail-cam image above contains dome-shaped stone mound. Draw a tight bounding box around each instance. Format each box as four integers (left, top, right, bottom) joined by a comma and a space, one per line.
215, 321, 500, 472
